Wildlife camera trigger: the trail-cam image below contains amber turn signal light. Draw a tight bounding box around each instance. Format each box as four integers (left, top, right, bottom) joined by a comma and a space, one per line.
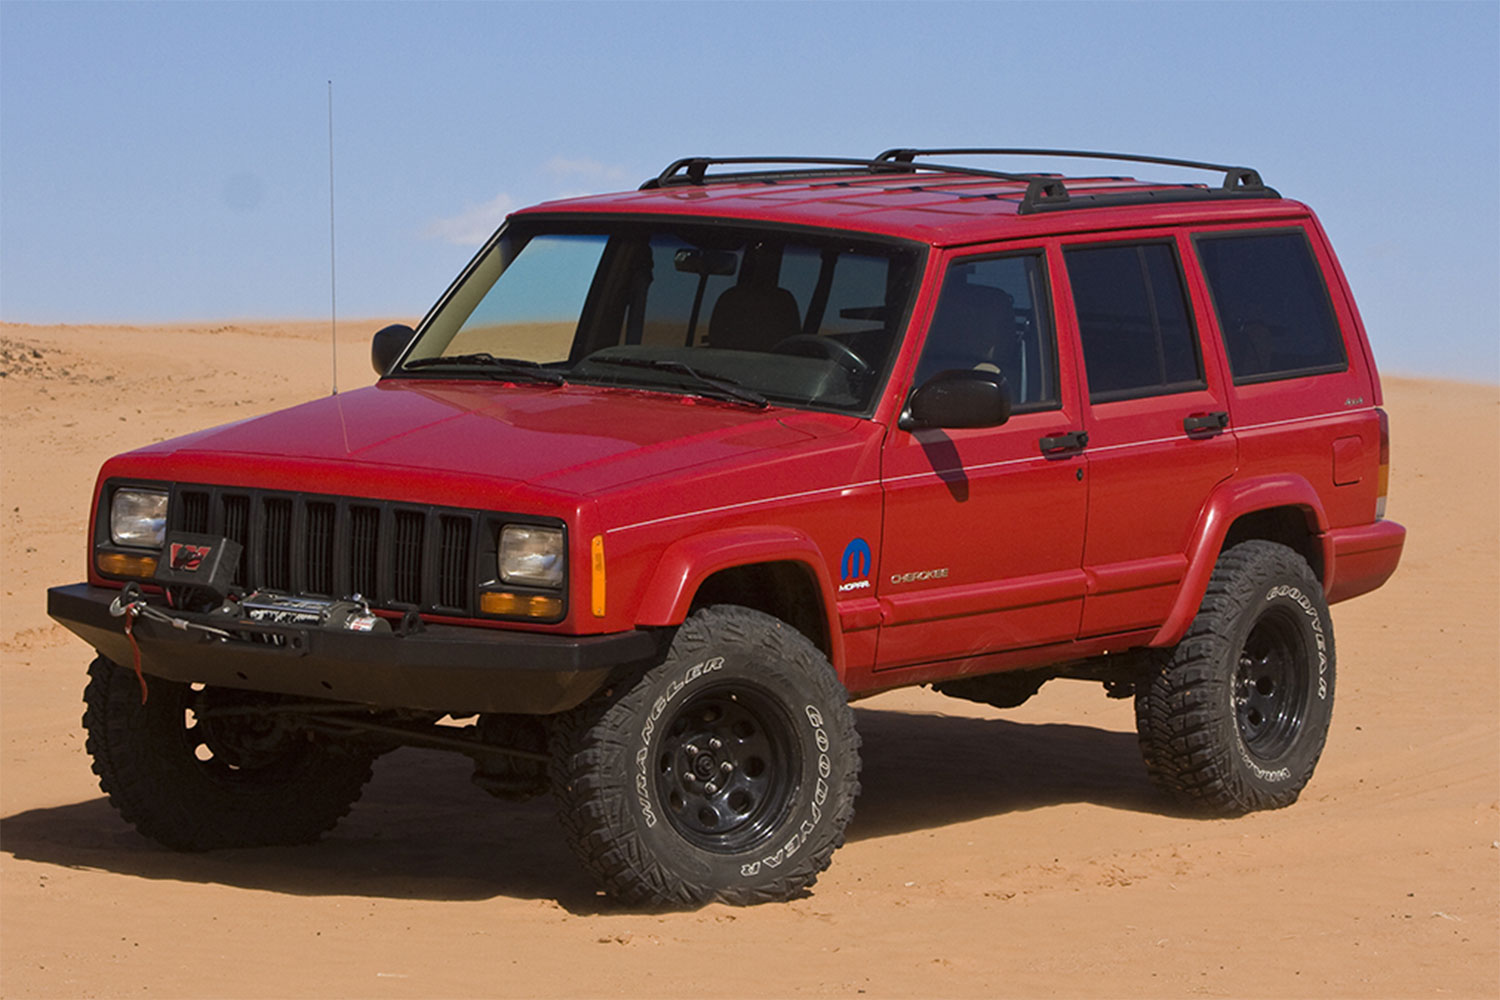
96, 552, 158, 578
480, 591, 562, 619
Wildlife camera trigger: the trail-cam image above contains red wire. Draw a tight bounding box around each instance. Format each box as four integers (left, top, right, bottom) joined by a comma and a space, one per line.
122, 607, 149, 704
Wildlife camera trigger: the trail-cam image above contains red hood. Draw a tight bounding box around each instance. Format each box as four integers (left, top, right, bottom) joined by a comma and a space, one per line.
114, 380, 856, 506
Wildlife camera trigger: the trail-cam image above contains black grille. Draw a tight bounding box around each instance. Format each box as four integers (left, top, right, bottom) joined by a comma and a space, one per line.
350, 505, 379, 597
165, 486, 532, 616
438, 516, 472, 608
392, 510, 424, 605
180, 492, 209, 534
305, 501, 336, 595
264, 498, 293, 590
222, 495, 250, 586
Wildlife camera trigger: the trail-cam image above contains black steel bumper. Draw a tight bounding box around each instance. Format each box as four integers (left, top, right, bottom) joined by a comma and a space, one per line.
47, 584, 660, 715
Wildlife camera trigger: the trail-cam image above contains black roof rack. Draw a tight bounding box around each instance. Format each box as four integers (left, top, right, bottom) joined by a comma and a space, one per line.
639, 155, 1027, 190
640, 149, 1279, 214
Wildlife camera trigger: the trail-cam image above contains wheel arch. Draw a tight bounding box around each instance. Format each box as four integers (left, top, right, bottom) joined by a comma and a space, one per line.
633, 527, 842, 671
1150, 475, 1330, 648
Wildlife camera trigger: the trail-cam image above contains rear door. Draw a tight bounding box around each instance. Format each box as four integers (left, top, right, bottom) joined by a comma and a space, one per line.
1057, 232, 1237, 636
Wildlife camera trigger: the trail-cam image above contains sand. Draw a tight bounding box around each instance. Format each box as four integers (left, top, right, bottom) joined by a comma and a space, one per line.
1, 320, 1496, 999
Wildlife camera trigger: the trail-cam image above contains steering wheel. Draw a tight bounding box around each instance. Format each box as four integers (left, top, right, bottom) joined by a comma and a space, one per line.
770, 335, 872, 377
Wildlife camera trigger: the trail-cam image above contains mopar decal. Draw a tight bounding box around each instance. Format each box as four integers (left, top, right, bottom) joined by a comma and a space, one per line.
838, 538, 872, 593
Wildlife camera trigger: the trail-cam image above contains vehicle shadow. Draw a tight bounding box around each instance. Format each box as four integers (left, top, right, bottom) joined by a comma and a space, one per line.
849, 706, 1169, 840
0, 706, 1175, 911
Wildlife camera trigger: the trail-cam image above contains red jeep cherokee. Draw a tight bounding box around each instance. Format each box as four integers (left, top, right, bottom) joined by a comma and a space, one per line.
50, 149, 1406, 906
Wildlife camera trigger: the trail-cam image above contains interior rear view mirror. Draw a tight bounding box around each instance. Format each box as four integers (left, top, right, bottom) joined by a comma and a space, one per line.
673, 248, 738, 276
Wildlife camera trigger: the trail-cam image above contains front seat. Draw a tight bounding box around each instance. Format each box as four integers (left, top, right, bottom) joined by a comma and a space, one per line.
707, 252, 801, 352
911, 275, 1018, 388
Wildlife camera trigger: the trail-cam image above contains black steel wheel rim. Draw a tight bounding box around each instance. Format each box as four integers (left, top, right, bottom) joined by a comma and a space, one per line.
654, 683, 800, 853
1234, 607, 1311, 760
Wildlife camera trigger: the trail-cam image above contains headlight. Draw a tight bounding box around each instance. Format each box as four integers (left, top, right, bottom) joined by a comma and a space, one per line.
498, 525, 564, 587
110, 489, 168, 548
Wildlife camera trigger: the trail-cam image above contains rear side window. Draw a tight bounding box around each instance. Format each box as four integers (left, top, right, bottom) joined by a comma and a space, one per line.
1064, 242, 1203, 401
1195, 230, 1347, 383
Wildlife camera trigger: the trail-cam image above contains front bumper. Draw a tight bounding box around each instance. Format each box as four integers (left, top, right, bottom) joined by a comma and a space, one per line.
48, 583, 659, 714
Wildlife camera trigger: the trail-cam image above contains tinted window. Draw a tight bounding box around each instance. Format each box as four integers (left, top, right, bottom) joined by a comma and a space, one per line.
1196, 231, 1347, 382
912, 253, 1059, 412
1065, 242, 1203, 401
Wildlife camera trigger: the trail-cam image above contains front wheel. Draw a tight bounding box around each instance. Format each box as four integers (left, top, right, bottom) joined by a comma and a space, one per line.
550, 605, 861, 906
83, 656, 376, 850
1135, 541, 1336, 815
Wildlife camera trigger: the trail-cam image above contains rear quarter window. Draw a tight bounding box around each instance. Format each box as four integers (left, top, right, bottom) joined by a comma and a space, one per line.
1195, 230, 1347, 383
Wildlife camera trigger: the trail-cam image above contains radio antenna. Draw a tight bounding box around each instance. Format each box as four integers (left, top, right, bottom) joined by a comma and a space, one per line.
327, 80, 338, 396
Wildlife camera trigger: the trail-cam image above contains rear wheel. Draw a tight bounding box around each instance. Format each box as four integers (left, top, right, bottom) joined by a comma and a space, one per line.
83, 656, 376, 849
1135, 541, 1335, 814
550, 605, 860, 906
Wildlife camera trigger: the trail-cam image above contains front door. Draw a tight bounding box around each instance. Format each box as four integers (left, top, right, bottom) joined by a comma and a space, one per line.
875, 244, 1090, 671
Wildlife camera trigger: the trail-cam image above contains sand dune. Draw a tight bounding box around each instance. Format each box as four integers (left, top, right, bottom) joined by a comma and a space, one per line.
1, 320, 1495, 998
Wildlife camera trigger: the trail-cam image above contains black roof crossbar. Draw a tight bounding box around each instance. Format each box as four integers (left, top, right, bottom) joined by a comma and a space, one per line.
639, 150, 1279, 215
875, 148, 1277, 213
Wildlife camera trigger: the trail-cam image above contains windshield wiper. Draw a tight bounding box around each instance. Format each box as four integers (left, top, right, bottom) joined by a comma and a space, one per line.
402, 353, 566, 386
583, 357, 769, 409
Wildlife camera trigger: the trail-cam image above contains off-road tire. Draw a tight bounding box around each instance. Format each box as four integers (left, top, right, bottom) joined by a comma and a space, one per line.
550, 605, 860, 907
83, 656, 376, 850
1135, 541, 1335, 815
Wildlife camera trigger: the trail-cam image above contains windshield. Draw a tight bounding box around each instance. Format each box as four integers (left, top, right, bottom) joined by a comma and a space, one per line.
395, 219, 924, 414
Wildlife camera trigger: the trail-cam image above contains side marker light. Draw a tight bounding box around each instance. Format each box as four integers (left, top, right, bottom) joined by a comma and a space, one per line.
591, 535, 606, 617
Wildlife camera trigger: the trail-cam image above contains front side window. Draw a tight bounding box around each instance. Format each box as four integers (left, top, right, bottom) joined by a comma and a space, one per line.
911, 252, 1059, 412
1064, 242, 1203, 401
1195, 230, 1347, 383
399, 220, 922, 414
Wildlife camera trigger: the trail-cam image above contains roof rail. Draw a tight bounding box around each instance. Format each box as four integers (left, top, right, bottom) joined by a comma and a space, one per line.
639, 150, 1280, 215
874, 148, 1277, 213
640, 155, 1036, 191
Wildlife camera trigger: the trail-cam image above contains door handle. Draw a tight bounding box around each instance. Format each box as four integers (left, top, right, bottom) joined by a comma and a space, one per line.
1183, 411, 1229, 434
1039, 430, 1088, 454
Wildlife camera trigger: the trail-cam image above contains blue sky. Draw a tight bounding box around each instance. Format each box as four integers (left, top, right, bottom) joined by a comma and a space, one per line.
2, 1, 1496, 382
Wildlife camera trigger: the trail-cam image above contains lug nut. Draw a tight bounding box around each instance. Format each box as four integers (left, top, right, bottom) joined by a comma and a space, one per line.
720, 760, 733, 773
708, 737, 722, 751
683, 743, 699, 757
704, 782, 719, 795
683, 772, 697, 784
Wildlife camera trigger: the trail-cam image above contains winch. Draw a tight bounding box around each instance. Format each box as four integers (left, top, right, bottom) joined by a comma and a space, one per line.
237, 592, 390, 633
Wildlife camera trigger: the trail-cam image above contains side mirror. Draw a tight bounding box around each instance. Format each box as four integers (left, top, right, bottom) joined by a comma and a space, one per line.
900, 369, 1012, 430
371, 324, 416, 377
